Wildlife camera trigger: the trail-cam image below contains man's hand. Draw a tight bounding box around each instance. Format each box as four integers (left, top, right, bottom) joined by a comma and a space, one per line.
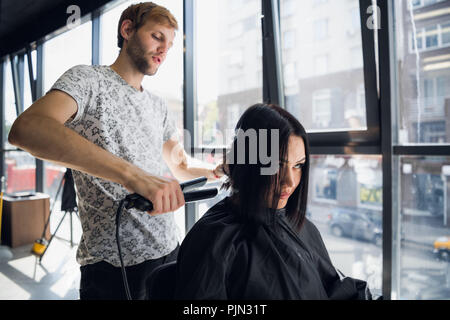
123, 166, 185, 216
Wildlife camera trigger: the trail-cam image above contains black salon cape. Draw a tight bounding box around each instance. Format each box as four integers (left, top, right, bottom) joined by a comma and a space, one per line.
174, 197, 372, 300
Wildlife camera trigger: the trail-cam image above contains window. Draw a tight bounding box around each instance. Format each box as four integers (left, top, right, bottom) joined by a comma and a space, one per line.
350, 7, 361, 31
99, 0, 130, 66
314, 54, 328, 75
5, 151, 36, 194
351, 46, 363, 68
229, 49, 243, 66
313, 0, 328, 6
283, 30, 295, 50
197, 0, 262, 147
312, 89, 331, 127
43, 22, 92, 92
281, 0, 295, 17
425, 25, 438, 49
442, 23, 450, 45
410, 23, 450, 52
4, 58, 16, 147
395, 0, 450, 144
314, 18, 329, 41
310, 155, 382, 296
229, 22, 244, 39
283, 63, 296, 87
280, 0, 367, 132
410, 0, 445, 9
393, 156, 450, 299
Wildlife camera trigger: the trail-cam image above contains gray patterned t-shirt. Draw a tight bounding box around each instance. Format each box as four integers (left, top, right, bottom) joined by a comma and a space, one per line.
50, 64, 180, 267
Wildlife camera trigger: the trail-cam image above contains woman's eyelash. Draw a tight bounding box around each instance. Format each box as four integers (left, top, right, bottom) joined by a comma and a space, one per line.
295, 163, 305, 169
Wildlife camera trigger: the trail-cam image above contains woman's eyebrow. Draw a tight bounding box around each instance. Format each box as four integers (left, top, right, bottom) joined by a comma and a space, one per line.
281, 157, 306, 164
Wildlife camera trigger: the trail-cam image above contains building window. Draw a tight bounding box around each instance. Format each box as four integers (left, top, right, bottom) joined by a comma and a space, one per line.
313, 0, 328, 6
350, 7, 360, 31
312, 89, 331, 127
280, 0, 368, 132
410, 0, 445, 9
229, 49, 243, 66
314, 18, 329, 41
229, 22, 244, 39
283, 30, 295, 50
351, 46, 363, 68
410, 23, 450, 52
314, 54, 328, 75
442, 23, 450, 45
425, 25, 439, 48
281, 0, 296, 17
283, 63, 297, 87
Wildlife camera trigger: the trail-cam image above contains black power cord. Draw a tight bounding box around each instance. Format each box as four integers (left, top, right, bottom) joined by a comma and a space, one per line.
115, 198, 132, 300
115, 177, 218, 300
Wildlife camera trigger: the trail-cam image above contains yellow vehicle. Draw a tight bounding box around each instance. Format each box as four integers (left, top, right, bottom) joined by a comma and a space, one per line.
433, 236, 450, 261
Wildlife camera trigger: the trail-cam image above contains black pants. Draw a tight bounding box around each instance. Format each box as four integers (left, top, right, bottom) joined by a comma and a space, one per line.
79, 245, 179, 300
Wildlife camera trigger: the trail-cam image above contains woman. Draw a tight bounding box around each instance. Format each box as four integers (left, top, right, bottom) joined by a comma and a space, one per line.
174, 103, 373, 300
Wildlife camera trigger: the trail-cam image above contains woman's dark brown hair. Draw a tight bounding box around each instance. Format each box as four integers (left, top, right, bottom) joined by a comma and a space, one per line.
222, 103, 310, 231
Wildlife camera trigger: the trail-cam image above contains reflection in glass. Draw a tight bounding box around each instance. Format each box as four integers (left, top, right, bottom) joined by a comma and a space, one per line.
393, 156, 450, 299
196, 0, 263, 147
280, 0, 368, 132
309, 155, 382, 296
5, 151, 36, 194
394, 0, 450, 144
43, 162, 66, 202
4, 58, 16, 147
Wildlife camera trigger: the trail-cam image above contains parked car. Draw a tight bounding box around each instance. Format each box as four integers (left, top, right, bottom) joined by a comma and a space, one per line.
433, 236, 450, 261
327, 207, 382, 246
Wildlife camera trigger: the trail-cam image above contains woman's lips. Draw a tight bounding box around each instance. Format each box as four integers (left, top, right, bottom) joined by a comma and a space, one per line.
280, 192, 290, 199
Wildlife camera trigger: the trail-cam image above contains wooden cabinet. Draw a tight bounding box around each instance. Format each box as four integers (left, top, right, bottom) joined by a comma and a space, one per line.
1, 193, 50, 248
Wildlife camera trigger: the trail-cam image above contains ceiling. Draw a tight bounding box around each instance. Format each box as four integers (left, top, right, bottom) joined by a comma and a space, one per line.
0, 0, 112, 57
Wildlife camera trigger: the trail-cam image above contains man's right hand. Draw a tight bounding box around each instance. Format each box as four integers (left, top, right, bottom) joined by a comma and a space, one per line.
123, 166, 185, 215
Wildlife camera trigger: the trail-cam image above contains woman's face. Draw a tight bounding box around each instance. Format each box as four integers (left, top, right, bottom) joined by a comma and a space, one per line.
269, 135, 306, 209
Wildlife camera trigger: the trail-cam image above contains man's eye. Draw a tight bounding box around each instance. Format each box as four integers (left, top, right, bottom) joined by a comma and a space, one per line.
152, 34, 161, 41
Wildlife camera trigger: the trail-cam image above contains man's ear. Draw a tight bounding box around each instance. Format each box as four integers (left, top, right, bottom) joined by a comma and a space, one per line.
120, 19, 135, 44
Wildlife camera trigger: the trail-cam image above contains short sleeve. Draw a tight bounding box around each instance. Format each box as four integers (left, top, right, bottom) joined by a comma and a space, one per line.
48, 65, 95, 124
162, 100, 178, 142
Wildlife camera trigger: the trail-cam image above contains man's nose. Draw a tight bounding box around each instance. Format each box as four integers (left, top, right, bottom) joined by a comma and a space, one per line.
157, 42, 169, 55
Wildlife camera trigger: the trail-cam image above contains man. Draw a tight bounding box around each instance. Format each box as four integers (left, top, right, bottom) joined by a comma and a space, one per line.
8, 2, 225, 299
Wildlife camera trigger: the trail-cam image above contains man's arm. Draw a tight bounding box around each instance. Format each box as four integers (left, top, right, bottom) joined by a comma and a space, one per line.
8, 90, 184, 215
162, 138, 225, 183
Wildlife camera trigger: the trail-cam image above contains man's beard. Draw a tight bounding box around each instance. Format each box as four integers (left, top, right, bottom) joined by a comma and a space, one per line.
126, 34, 157, 76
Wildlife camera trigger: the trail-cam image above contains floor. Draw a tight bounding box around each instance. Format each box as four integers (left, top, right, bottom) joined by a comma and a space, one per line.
0, 208, 82, 300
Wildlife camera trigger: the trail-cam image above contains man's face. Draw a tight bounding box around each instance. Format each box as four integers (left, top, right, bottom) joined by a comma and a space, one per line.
125, 20, 175, 76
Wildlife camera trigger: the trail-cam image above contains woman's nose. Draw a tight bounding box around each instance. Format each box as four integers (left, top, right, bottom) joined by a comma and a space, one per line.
282, 168, 296, 189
